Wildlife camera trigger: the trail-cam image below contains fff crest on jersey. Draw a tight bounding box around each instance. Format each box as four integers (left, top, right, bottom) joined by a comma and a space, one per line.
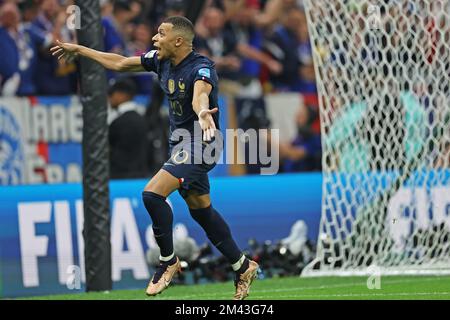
178, 80, 185, 92
168, 79, 175, 94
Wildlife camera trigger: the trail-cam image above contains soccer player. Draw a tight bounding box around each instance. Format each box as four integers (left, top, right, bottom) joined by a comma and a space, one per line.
51, 16, 259, 300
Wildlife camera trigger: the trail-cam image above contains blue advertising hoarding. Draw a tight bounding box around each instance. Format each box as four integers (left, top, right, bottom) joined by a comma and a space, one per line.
0, 173, 322, 298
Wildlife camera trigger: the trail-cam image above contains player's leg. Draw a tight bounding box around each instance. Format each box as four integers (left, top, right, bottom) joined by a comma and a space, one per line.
142, 169, 181, 296
143, 137, 215, 296
184, 192, 242, 265
184, 187, 259, 300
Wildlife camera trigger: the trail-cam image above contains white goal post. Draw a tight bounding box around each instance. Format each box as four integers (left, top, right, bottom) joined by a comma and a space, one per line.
302, 0, 450, 276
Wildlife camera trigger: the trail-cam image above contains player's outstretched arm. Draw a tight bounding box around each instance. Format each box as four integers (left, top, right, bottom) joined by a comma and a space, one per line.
50, 40, 144, 72
192, 80, 218, 142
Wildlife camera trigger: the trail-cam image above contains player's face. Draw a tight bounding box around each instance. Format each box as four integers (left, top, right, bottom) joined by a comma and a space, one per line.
152, 23, 177, 60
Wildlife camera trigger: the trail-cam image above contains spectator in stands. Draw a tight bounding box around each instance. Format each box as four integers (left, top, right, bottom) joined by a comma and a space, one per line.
32, 0, 77, 95
18, 0, 40, 23
128, 22, 154, 94
102, 0, 133, 55
252, 0, 293, 29
227, 0, 282, 89
165, 0, 186, 17
195, 6, 242, 81
0, 1, 53, 96
100, 0, 113, 17
129, 23, 152, 55
108, 78, 148, 179
264, 6, 303, 91
197, 1, 283, 86
280, 105, 321, 172
294, 7, 316, 94
143, 0, 186, 33
102, 0, 138, 82
217, 0, 287, 30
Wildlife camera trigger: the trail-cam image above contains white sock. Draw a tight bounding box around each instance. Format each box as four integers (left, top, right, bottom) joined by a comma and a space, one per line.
159, 253, 175, 262
231, 255, 246, 271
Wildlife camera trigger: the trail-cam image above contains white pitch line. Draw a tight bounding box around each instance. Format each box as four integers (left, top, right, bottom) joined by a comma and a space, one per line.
243, 276, 448, 295
249, 292, 450, 299
154, 276, 448, 299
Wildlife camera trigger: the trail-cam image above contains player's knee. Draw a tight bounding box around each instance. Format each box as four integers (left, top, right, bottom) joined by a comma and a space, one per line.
185, 194, 211, 210
142, 191, 165, 214
142, 191, 172, 232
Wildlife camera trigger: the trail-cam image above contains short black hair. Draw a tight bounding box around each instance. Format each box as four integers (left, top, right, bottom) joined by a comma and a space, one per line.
108, 78, 137, 97
163, 16, 195, 42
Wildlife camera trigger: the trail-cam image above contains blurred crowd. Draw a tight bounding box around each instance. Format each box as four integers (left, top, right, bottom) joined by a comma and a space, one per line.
0, 0, 322, 176
0, 0, 317, 95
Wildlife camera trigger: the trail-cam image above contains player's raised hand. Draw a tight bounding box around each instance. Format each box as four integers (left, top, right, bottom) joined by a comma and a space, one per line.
198, 108, 218, 142
50, 40, 79, 61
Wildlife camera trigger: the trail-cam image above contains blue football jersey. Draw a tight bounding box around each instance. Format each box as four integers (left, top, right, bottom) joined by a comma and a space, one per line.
140, 50, 220, 141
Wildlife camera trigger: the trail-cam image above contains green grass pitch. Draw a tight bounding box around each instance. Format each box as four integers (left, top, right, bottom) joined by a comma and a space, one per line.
19, 275, 450, 300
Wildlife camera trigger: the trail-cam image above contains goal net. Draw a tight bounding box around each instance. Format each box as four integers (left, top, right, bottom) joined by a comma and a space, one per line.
302, 0, 450, 276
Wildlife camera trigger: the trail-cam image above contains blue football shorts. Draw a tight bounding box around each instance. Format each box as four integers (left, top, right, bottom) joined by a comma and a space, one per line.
162, 137, 222, 198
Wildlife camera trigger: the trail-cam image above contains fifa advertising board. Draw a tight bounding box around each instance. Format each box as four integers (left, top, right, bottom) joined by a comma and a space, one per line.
0, 174, 322, 298
1, 170, 449, 297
